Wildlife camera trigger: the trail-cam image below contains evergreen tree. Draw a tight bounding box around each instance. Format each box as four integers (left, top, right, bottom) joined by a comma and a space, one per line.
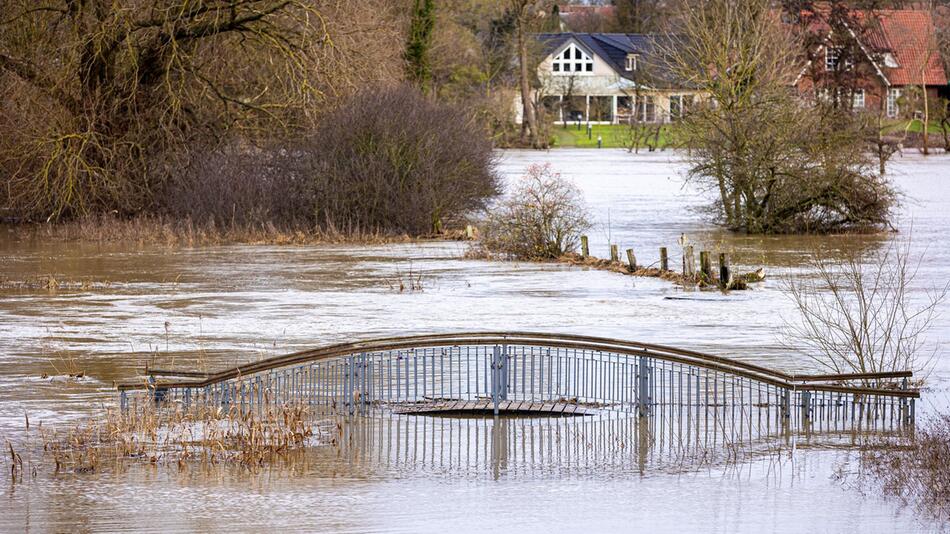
405, 0, 436, 93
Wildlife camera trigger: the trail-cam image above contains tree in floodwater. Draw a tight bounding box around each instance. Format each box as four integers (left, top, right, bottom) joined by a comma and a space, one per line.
405, 0, 436, 93
664, 0, 897, 233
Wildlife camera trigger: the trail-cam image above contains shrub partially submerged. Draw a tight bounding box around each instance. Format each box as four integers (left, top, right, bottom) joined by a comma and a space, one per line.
480, 164, 591, 260
856, 414, 950, 522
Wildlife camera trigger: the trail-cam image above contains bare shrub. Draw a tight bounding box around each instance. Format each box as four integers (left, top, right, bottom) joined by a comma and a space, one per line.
781, 240, 948, 380
856, 414, 950, 523
480, 163, 591, 260
160, 145, 313, 229
292, 85, 501, 235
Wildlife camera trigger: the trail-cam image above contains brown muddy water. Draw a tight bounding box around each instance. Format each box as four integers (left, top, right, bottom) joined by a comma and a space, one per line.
2, 149, 949, 532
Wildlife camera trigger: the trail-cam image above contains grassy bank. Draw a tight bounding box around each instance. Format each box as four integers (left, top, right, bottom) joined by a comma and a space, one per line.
549, 120, 950, 149
550, 124, 679, 149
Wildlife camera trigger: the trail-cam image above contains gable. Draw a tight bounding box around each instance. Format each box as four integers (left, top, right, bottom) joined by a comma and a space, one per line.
549, 39, 597, 74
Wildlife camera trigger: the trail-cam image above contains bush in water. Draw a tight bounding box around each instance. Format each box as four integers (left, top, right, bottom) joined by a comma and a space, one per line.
480, 163, 591, 260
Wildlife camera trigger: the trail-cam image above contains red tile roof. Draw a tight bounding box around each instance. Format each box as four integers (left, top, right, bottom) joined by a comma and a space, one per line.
799, 8, 947, 86
875, 10, 947, 86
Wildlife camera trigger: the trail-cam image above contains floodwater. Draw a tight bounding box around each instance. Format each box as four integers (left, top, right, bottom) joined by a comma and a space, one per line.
2, 149, 949, 532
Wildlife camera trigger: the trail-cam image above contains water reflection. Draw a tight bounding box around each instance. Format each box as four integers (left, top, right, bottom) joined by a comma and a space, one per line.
326, 410, 901, 482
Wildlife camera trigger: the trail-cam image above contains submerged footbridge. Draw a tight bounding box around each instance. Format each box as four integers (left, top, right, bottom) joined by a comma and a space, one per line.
119, 332, 920, 428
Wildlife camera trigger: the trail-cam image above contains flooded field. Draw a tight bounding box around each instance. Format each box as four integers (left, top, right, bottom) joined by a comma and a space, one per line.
2, 149, 949, 532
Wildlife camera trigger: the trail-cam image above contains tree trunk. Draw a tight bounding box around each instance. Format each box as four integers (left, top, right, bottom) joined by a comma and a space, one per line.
922, 84, 930, 155
517, 20, 538, 148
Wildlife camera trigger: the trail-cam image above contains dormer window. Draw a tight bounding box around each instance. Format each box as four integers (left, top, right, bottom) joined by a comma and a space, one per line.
552, 43, 593, 75
625, 54, 638, 71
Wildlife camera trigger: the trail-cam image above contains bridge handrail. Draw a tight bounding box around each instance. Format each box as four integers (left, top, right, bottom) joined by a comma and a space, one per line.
117, 332, 920, 398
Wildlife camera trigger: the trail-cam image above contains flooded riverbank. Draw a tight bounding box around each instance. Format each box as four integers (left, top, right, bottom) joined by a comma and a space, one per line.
2, 149, 949, 531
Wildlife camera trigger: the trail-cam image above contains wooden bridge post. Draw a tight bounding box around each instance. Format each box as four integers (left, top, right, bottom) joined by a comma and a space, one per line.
626, 248, 637, 270
580, 236, 589, 258
659, 247, 669, 271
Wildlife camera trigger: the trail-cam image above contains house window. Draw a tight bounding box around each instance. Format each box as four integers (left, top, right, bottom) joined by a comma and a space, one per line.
669, 95, 693, 120
825, 46, 852, 71
553, 43, 593, 75
636, 96, 656, 122
852, 89, 865, 109
886, 88, 901, 118
825, 47, 841, 71
625, 54, 638, 72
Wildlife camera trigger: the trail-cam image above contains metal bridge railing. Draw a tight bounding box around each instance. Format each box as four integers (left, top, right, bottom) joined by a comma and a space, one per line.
118, 333, 920, 427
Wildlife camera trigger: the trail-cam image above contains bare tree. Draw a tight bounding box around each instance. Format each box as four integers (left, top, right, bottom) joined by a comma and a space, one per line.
0, 0, 403, 221
782, 239, 948, 381
510, 0, 551, 148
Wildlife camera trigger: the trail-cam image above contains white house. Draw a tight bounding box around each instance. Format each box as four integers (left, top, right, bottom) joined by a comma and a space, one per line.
515, 33, 703, 125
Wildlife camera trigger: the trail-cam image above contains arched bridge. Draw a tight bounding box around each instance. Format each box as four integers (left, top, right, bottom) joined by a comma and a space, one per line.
119, 332, 920, 427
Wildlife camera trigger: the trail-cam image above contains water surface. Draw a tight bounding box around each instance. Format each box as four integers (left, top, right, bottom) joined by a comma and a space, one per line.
1, 149, 948, 532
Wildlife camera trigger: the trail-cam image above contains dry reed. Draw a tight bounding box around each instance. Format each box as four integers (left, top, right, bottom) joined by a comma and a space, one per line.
41, 395, 333, 473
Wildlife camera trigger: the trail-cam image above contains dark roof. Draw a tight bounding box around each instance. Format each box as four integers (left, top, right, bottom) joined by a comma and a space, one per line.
536, 33, 683, 88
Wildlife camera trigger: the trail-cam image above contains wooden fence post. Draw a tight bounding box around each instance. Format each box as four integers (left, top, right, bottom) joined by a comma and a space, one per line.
626, 248, 637, 270
682, 246, 695, 278
610, 244, 619, 262
699, 251, 711, 282
581, 236, 589, 258
719, 253, 731, 289
660, 247, 669, 271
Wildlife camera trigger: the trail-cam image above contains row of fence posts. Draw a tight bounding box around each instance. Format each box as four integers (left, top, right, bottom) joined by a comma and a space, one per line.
579, 235, 732, 288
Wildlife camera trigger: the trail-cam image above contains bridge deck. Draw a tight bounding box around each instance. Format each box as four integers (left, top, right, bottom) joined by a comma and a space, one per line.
392, 399, 597, 416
